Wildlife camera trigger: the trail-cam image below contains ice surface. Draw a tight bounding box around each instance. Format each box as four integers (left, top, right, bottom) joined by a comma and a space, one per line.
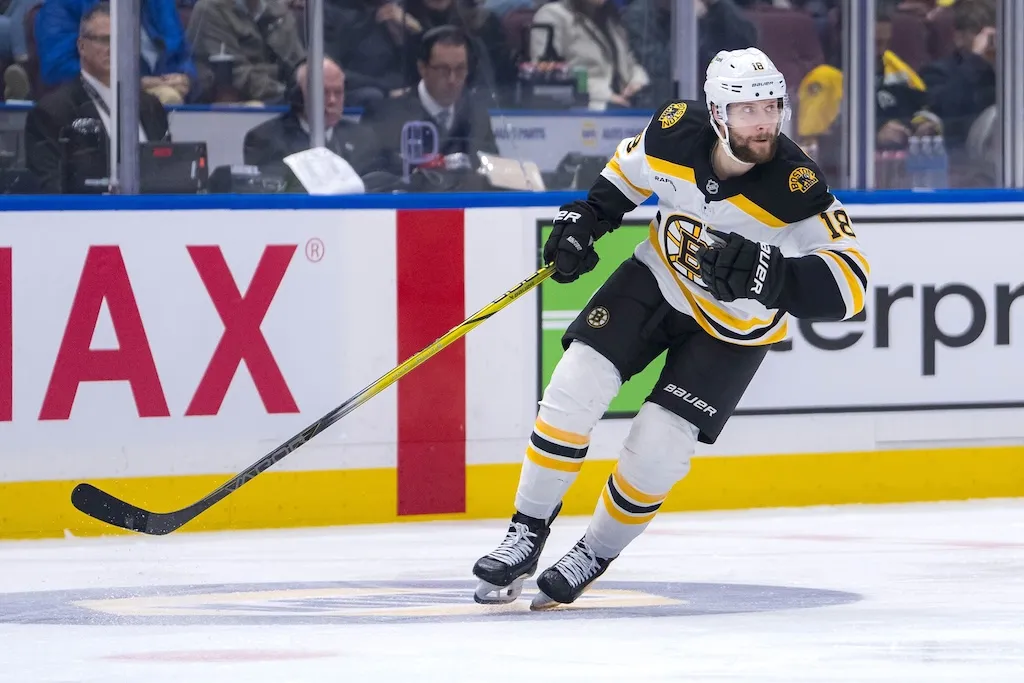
1, 499, 1023, 682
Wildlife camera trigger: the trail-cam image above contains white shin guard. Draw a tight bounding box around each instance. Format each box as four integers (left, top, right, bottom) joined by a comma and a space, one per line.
514, 342, 622, 520
585, 402, 699, 560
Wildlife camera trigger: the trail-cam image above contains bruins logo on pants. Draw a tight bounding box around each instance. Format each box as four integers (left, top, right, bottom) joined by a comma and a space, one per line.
587, 307, 610, 328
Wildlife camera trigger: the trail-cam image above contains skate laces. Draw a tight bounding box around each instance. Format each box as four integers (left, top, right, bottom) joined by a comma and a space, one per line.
554, 540, 600, 587
487, 522, 536, 566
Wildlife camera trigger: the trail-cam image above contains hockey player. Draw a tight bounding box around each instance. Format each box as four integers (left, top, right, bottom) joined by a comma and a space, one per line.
472, 48, 869, 609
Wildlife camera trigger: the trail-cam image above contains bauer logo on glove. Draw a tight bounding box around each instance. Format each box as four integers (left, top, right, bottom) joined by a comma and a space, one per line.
697, 229, 785, 307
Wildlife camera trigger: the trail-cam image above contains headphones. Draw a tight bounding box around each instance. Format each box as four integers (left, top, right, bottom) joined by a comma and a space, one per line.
417, 23, 495, 90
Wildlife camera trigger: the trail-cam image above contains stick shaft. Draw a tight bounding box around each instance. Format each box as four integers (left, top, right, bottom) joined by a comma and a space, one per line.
71, 264, 555, 534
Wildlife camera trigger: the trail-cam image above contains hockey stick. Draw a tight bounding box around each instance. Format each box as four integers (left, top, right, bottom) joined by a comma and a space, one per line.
70, 264, 556, 535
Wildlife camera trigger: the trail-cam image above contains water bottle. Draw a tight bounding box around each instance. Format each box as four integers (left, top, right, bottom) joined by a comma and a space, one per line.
931, 135, 949, 189
905, 136, 924, 189
921, 135, 937, 188
893, 149, 907, 188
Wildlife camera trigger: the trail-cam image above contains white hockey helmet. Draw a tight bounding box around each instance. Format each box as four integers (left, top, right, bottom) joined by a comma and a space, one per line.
703, 48, 791, 162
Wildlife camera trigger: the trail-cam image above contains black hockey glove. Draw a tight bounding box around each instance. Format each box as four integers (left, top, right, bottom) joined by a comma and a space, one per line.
697, 229, 785, 308
543, 201, 612, 284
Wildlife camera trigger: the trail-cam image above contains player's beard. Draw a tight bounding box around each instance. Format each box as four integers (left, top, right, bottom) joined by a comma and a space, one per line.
729, 130, 779, 164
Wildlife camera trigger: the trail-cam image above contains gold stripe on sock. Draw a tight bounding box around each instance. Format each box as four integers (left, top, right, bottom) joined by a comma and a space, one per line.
534, 418, 589, 447
611, 464, 666, 506
601, 486, 658, 525
526, 445, 585, 473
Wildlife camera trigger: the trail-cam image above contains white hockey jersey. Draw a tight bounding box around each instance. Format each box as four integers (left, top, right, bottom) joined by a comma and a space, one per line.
596, 100, 869, 347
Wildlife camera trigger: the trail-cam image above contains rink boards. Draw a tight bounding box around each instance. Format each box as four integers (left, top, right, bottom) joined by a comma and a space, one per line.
0, 194, 1022, 538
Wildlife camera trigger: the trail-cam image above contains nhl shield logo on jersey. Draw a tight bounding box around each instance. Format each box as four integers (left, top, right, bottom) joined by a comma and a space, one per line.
659, 102, 687, 129
586, 306, 610, 328
788, 167, 819, 193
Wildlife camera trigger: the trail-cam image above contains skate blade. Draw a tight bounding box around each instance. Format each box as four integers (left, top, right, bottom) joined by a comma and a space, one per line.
473, 577, 525, 605
529, 590, 563, 611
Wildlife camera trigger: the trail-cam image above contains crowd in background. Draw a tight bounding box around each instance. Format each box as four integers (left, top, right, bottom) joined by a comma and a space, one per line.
0, 0, 1000, 192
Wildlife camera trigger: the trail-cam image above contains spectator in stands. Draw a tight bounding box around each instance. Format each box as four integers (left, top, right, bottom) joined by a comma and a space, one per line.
797, 3, 934, 150
243, 57, 377, 177
530, 0, 649, 110
24, 2, 169, 192
698, 0, 757, 81
918, 0, 996, 152
400, 0, 517, 103
186, 0, 305, 104
326, 0, 422, 108
924, 0, 958, 63
873, 3, 935, 147
360, 25, 497, 176
0, 0, 44, 99
621, 0, 672, 109
740, 0, 823, 110
35, 0, 196, 104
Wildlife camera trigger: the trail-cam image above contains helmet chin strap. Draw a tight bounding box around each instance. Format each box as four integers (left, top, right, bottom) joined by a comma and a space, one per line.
711, 112, 750, 165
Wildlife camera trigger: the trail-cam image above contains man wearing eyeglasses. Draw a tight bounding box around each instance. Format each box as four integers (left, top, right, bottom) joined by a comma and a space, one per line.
35, 0, 196, 104
24, 2, 169, 192
359, 24, 498, 178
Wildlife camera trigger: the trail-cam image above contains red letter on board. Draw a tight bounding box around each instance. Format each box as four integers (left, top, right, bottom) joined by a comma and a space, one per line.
39, 246, 169, 420
185, 245, 299, 416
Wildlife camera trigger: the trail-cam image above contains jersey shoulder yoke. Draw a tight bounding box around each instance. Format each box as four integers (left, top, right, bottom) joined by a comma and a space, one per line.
643, 99, 709, 163
748, 136, 836, 224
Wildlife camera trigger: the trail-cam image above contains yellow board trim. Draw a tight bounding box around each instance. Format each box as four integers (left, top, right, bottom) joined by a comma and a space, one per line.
2, 445, 1022, 540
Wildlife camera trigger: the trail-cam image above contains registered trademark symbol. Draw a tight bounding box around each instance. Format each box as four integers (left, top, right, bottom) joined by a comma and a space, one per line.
305, 238, 324, 263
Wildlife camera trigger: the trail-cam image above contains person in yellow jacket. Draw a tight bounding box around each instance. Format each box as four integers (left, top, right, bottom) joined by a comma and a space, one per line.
797, 5, 941, 150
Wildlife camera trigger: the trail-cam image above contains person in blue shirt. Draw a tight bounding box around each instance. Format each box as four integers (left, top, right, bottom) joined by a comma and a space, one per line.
36, 0, 198, 103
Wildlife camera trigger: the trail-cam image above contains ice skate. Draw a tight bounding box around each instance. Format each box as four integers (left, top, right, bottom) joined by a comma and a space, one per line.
472, 503, 562, 604
530, 536, 614, 610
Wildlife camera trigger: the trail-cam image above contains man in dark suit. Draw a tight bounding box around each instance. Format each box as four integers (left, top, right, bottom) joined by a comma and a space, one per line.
24, 2, 169, 193
359, 25, 498, 177
243, 57, 377, 178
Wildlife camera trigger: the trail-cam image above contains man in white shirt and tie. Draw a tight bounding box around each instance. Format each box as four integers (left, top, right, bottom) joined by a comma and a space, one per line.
359, 24, 498, 177
24, 1, 169, 192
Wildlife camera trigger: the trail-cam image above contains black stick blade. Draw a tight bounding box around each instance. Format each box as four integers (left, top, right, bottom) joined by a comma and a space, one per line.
70, 483, 157, 534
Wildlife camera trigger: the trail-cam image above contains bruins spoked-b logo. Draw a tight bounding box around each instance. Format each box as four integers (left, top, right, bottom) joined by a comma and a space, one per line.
586, 307, 610, 328
662, 214, 705, 283
788, 167, 819, 193
658, 102, 687, 129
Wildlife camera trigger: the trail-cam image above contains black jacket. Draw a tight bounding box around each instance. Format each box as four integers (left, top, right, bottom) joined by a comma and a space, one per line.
919, 50, 997, 150
325, 0, 412, 99
24, 76, 169, 193
359, 87, 498, 176
243, 110, 379, 177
